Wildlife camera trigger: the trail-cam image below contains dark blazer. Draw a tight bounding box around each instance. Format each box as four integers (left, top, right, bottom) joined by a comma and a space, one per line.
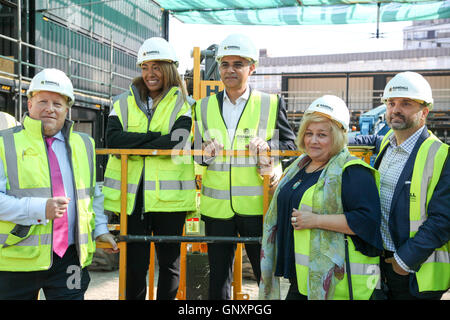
350, 127, 450, 297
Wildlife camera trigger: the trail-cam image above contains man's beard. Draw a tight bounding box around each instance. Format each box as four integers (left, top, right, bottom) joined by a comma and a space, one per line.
387, 113, 420, 131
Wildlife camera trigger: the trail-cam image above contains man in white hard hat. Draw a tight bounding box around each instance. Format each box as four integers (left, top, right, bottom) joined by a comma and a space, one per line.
350, 71, 449, 300
194, 33, 296, 299
0, 68, 117, 300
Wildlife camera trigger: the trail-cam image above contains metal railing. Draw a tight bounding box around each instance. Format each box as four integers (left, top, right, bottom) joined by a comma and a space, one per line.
95, 146, 375, 300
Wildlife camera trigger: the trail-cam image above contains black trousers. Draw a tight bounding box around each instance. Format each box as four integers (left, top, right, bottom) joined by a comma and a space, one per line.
125, 199, 186, 300
0, 244, 90, 300
203, 214, 262, 300
380, 251, 444, 300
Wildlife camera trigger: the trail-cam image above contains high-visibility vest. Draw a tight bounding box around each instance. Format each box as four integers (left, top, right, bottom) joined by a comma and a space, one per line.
195, 90, 279, 219
102, 86, 196, 214
0, 115, 97, 271
294, 158, 381, 300
378, 129, 450, 292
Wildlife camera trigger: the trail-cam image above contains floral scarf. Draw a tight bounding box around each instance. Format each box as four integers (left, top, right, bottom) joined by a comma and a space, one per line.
259, 148, 351, 300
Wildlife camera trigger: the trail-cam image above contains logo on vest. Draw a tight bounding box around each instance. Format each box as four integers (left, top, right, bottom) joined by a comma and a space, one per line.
235, 128, 253, 142
409, 192, 417, 202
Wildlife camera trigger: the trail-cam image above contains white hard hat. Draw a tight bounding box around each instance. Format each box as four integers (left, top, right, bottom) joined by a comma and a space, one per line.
305, 95, 350, 132
27, 68, 74, 107
216, 33, 258, 64
382, 71, 433, 110
136, 37, 178, 67
0, 112, 19, 129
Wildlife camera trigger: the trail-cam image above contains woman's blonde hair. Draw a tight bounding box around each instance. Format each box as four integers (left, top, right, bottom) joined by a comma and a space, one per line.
296, 113, 347, 158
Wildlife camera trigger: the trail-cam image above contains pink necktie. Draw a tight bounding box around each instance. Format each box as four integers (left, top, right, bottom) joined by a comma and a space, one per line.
45, 137, 69, 258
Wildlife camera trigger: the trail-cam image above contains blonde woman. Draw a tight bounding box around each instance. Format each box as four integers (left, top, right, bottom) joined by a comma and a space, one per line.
260, 95, 383, 300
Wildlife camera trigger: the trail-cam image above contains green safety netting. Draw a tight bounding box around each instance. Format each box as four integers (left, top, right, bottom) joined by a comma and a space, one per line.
155, 0, 450, 25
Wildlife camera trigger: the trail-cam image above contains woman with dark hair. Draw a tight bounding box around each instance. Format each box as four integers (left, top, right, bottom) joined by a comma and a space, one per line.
102, 37, 196, 300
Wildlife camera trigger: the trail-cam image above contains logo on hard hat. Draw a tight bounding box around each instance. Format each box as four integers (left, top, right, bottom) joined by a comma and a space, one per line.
40, 80, 60, 87
224, 45, 240, 51
317, 104, 333, 111
143, 50, 160, 56
389, 86, 408, 92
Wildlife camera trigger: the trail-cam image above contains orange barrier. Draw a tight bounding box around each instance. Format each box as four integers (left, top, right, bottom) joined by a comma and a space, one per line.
95, 146, 374, 300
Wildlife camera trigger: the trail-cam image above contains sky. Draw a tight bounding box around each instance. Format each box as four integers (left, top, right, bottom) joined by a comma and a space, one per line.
168, 15, 412, 74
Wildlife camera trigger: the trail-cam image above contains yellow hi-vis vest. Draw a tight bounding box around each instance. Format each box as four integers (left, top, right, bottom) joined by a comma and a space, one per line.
102, 86, 196, 215
378, 129, 449, 292
0, 116, 97, 271
294, 158, 381, 300
195, 90, 279, 219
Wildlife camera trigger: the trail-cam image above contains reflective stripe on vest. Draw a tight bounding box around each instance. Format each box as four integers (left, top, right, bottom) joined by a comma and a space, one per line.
408, 135, 449, 292
0, 233, 51, 247
295, 251, 380, 278
293, 160, 381, 300
103, 177, 139, 194
202, 185, 264, 200
409, 139, 445, 234
196, 91, 278, 219
0, 232, 91, 247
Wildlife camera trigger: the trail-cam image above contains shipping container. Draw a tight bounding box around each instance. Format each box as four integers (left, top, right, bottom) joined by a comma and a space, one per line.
0, 0, 167, 179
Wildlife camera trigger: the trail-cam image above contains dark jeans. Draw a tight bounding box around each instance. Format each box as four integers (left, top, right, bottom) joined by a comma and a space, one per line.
0, 244, 90, 300
125, 207, 186, 300
380, 251, 444, 300
203, 214, 262, 300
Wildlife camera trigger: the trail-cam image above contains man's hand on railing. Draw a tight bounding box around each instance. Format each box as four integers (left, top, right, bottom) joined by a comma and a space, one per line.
202, 138, 224, 158
246, 136, 273, 175
246, 136, 270, 155
96, 233, 119, 254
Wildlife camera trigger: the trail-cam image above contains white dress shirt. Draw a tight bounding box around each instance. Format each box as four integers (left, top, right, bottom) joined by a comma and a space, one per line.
222, 86, 250, 141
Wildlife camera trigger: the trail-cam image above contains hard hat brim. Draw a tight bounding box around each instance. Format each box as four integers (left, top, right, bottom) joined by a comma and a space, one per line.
137, 59, 179, 68
304, 110, 348, 131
